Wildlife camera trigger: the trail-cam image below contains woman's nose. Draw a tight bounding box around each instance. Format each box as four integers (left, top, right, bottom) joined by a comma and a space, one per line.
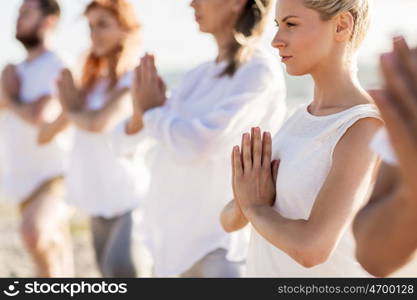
271, 31, 286, 49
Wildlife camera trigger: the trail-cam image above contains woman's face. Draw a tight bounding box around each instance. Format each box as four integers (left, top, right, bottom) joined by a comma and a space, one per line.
271, 0, 335, 76
87, 7, 126, 57
190, 0, 244, 35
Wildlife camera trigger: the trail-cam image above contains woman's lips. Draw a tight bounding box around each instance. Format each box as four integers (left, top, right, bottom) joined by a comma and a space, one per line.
280, 56, 293, 62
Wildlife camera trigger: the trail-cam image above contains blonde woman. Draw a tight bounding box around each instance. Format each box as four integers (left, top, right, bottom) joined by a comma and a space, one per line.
222, 0, 383, 277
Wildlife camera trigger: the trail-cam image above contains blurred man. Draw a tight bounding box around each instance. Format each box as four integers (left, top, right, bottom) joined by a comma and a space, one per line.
0, 0, 73, 277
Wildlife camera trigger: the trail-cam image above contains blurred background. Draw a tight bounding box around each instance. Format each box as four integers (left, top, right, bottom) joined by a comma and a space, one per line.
0, 0, 417, 277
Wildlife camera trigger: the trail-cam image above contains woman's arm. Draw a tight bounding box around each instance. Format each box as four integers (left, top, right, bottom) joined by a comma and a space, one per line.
69, 87, 130, 133
38, 112, 70, 144
138, 65, 281, 162
234, 118, 382, 268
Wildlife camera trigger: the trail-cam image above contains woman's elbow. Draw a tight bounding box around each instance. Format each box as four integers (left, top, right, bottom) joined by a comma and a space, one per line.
220, 214, 237, 233
222, 223, 237, 233
291, 244, 332, 269
37, 133, 52, 145
219, 208, 246, 233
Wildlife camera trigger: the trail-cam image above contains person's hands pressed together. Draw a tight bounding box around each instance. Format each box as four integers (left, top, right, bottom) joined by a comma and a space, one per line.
372, 36, 417, 205
132, 53, 166, 115
56, 68, 84, 113
232, 127, 279, 218
126, 53, 166, 135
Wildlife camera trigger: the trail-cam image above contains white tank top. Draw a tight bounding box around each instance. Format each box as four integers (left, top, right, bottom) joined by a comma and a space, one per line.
246, 103, 381, 277
0, 51, 70, 202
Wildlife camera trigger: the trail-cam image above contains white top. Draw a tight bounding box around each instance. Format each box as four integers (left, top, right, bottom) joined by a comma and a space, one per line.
111, 47, 287, 276
65, 71, 150, 218
246, 103, 381, 277
371, 128, 397, 165
0, 51, 69, 202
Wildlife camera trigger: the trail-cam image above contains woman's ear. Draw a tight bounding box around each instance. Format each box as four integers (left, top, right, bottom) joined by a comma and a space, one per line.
334, 11, 354, 43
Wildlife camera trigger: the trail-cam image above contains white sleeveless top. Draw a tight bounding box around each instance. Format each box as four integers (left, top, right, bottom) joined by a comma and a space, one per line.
65, 72, 150, 218
0, 51, 70, 203
246, 103, 381, 277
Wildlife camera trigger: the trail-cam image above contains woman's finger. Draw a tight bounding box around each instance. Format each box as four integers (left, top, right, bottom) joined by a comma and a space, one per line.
261, 131, 272, 168
271, 160, 280, 184
150, 54, 158, 74
242, 133, 252, 172
252, 127, 262, 168
157, 76, 166, 94
140, 56, 148, 86
233, 145, 243, 178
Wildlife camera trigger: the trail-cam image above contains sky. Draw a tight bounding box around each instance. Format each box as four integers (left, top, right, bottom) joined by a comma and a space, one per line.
0, 0, 417, 77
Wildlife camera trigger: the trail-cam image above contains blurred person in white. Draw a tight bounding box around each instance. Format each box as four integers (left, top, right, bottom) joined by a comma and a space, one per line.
353, 36, 417, 277
37, 0, 150, 278
110, 0, 287, 277
223, 0, 384, 277
0, 0, 73, 277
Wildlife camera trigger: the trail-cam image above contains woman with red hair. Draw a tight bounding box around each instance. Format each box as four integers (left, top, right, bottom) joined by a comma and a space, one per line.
38, 0, 148, 277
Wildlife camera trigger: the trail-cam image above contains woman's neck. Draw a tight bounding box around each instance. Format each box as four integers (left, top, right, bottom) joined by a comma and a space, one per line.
308, 57, 370, 114
213, 29, 235, 63
102, 49, 122, 78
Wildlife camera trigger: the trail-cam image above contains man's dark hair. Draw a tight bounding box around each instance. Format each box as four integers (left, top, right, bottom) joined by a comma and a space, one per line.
30, 0, 61, 17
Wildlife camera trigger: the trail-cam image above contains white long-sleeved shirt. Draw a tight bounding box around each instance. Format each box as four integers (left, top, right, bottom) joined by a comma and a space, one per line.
111, 47, 287, 276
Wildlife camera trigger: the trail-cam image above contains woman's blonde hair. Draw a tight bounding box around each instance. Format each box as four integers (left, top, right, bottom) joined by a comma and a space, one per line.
81, 0, 141, 94
303, 0, 371, 50
220, 0, 272, 77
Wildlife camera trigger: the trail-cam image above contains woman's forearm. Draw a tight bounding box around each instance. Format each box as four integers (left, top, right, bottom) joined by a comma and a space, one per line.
220, 199, 248, 233
245, 204, 331, 268
69, 105, 120, 133
125, 112, 144, 135
38, 113, 69, 144
68, 88, 129, 133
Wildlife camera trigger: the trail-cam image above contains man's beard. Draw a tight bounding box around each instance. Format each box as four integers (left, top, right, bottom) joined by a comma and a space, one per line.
15, 24, 42, 50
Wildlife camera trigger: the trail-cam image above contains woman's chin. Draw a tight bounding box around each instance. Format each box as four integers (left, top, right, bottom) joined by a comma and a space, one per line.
92, 45, 117, 57
198, 26, 209, 34
285, 65, 308, 77
91, 48, 106, 57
